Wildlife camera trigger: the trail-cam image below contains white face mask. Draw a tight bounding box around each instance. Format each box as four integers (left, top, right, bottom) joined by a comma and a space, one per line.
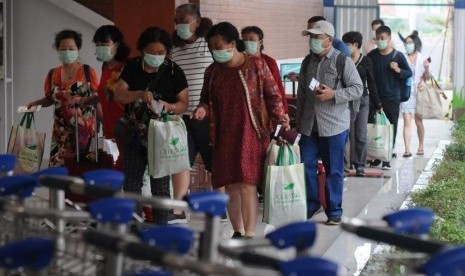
144, 53, 165, 68
405, 43, 415, 54
244, 41, 259, 55
95, 45, 115, 62
176, 20, 196, 40
376, 39, 389, 50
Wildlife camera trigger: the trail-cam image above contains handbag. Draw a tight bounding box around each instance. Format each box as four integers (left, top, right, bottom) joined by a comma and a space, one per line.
366, 112, 393, 162
7, 113, 46, 173
416, 77, 447, 119
113, 117, 139, 145
264, 144, 307, 227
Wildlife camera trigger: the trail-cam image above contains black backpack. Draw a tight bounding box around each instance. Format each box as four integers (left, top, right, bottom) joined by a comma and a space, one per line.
392, 50, 412, 102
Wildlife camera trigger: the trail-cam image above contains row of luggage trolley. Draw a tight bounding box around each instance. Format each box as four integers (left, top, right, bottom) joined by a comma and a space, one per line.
0, 154, 339, 276
1, 153, 465, 275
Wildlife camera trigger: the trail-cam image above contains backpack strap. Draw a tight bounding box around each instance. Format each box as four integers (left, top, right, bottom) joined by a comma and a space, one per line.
392, 49, 399, 60
300, 55, 312, 88
83, 64, 92, 96
47, 68, 55, 95
336, 52, 346, 88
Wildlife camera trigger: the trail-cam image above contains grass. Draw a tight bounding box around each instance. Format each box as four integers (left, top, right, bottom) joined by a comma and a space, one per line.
409, 115, 465, 244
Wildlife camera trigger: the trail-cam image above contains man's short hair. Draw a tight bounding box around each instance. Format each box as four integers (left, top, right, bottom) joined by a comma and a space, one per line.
371, 19, 385, 27
308, 16, 326, 24
376, 25, 391, 36
342, 31, 363, 49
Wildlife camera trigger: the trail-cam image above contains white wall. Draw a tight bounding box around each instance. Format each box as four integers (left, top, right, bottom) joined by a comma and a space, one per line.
4, 0, 110, 160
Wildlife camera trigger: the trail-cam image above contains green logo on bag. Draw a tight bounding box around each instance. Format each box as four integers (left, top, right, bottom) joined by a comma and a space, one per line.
374, 136, 382, 141
284, 183, 295, 190
169, 137, 179, 146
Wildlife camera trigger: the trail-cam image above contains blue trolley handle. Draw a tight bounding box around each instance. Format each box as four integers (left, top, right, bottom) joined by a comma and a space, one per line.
40, 175, 117, 198
83, 230, 274, 276
342, 218, 446, 255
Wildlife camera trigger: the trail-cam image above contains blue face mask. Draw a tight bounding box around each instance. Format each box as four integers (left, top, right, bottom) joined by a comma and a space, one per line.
176, 20, 196, 40
95, 45, 115, 62
58, 50, 79, 64
144, 53, 165, 68
212, 49, 233, 63
244, 41, 259, 55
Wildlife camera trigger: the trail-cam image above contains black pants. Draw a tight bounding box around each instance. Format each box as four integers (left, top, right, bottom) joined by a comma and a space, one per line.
122, 143, 170, 224
183, 115, 212, 171
369, 99, 400, 149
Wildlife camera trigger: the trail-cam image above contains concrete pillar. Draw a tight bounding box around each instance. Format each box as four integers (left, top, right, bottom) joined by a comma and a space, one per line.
453, 0, 465, 119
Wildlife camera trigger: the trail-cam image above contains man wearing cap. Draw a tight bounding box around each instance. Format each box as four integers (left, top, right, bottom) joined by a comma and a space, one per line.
296, 21, 363, 225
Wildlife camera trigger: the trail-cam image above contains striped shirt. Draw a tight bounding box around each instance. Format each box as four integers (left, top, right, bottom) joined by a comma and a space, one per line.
171, 37, 213, 113
296, 47, 363, 137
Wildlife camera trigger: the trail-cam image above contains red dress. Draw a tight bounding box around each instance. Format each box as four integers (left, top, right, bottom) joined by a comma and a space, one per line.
210, 64, 270, 188
97, 62, 125, 170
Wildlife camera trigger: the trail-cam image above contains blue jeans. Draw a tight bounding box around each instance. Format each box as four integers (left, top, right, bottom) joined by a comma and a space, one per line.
300, 130, 349, 218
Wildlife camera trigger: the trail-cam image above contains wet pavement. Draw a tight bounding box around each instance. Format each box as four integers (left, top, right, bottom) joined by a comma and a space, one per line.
187, 117, 453, 275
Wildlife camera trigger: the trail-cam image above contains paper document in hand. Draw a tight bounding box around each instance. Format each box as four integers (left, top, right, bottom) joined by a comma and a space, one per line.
17, 106, 42, 113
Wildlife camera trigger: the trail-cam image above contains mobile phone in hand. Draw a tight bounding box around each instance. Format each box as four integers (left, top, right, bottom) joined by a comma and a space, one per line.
427, 57, 431, 63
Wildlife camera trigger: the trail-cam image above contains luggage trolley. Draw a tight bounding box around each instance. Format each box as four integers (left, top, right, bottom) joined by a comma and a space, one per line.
341, 208, 465, 275
0, 195, 101, 275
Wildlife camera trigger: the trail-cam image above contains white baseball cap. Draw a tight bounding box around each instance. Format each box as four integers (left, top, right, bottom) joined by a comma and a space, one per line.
301, 20, 335, 37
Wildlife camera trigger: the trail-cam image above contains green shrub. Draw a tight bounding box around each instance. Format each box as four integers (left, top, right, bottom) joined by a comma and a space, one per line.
410, 115, 465, 244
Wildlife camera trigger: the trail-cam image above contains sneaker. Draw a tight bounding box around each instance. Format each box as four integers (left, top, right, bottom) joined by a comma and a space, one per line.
167, 212, 187, 224
382, 162, 391, 170
231, 231, 244, 239
355, 166, 366, 177
370, 159, 381, 168
326, 217, 342, 225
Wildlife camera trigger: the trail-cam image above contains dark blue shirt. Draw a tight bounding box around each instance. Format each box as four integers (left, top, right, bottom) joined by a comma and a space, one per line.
367, 49, 412, 102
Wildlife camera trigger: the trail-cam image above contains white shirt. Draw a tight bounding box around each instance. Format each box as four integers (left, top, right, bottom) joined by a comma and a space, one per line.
171, 37, 213, 113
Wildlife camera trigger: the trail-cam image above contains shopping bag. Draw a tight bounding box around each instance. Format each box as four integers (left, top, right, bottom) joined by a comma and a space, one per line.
264, 140, 301, 169
147, 115, 190, 178
416, 77, 447, 119
264, 144, 307, 227
7, 113, 46, 174
366, 112, 393, 162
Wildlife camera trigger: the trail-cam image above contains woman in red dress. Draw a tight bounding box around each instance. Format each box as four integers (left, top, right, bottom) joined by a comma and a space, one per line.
193, 22, 289, 238
93, 25, 130, 170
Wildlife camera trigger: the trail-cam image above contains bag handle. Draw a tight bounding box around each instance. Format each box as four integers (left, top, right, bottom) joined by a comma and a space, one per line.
374, 112, 387, 125
430, 77, 448, 100
19, 113, 36, 129
19, 113, 29, 127
277, 144, 295, 166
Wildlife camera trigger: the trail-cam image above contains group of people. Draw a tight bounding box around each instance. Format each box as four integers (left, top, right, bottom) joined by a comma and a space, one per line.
26, 2, 431, 237
297, 17, 430, 225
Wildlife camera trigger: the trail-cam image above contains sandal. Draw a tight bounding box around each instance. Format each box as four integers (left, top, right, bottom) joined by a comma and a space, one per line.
403, 152, 412, 158
417, 149, 424, 156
